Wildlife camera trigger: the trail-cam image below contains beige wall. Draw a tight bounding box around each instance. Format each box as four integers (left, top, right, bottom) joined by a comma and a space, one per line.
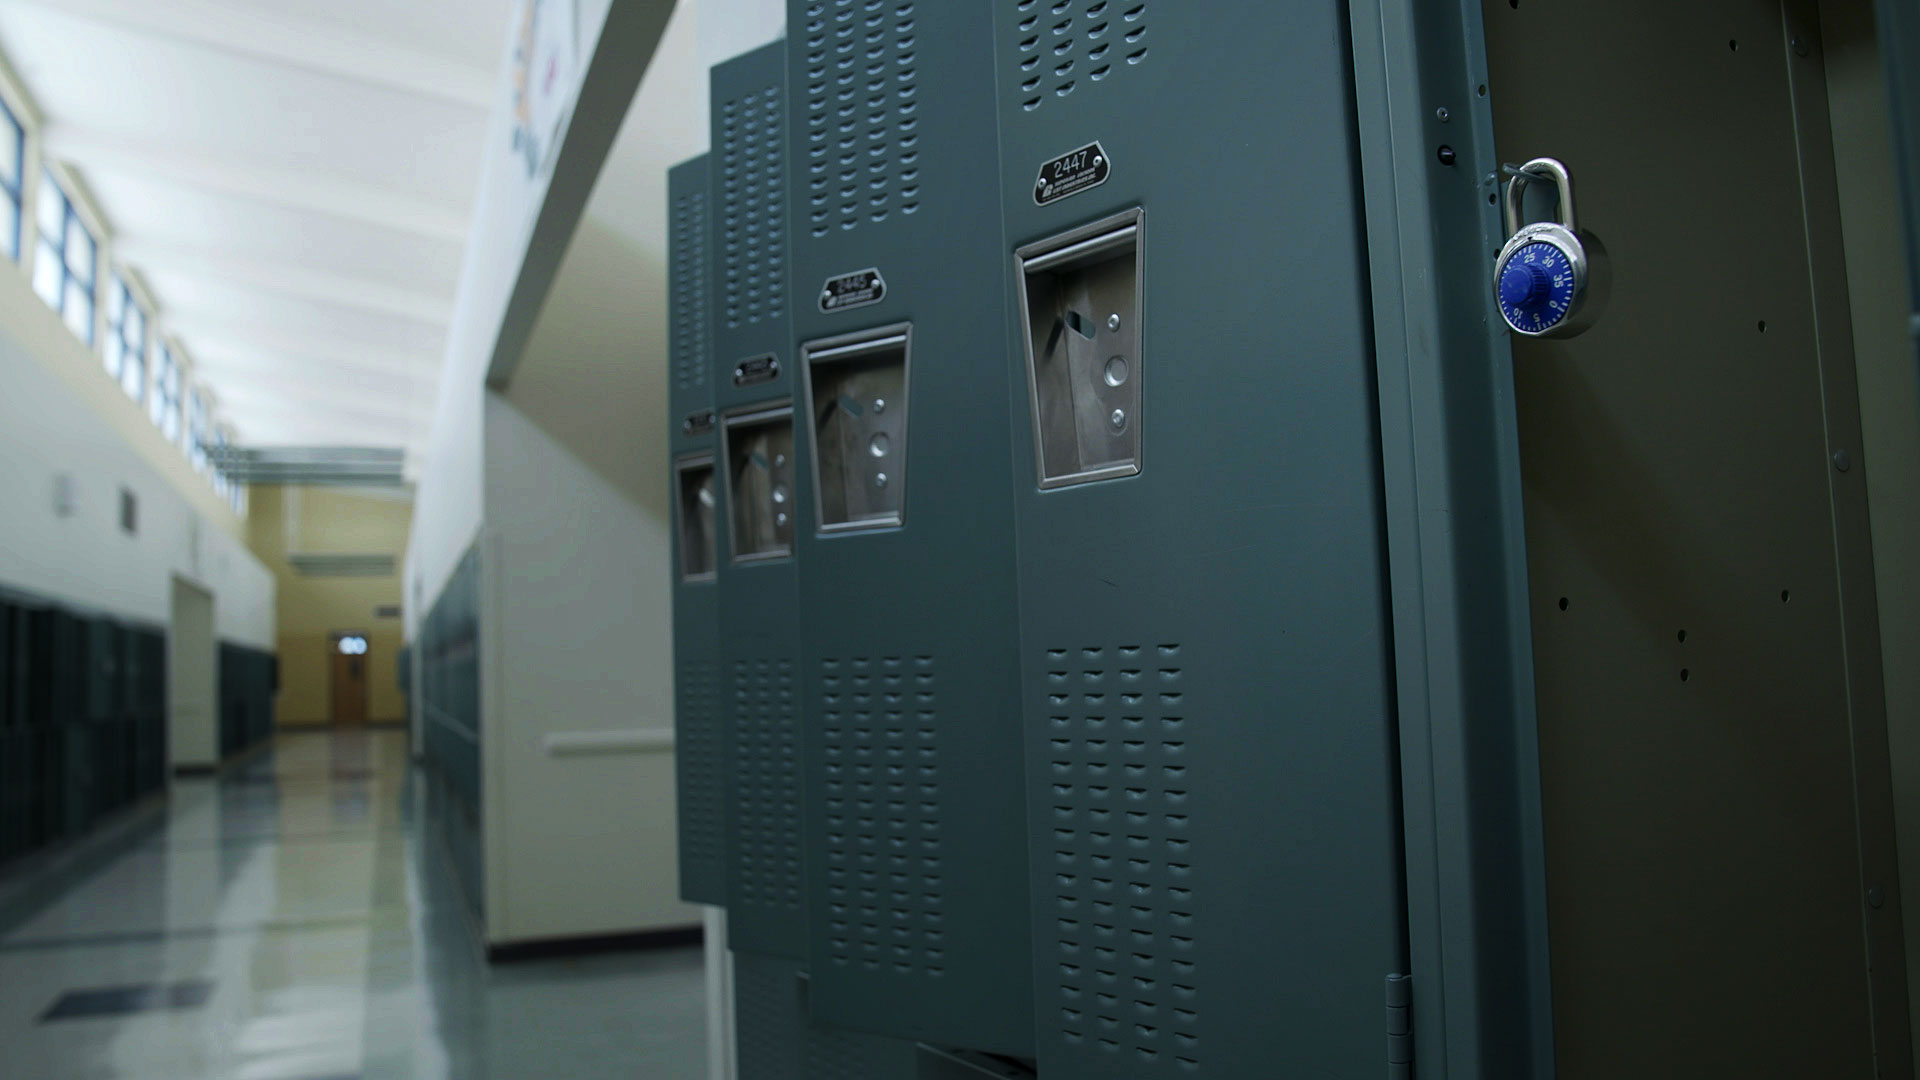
467, 0, 712, 944
249, 486, 413, 726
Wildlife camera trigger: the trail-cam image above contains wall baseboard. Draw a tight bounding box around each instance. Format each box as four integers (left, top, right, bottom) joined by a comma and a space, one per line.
486, 924, 703, 964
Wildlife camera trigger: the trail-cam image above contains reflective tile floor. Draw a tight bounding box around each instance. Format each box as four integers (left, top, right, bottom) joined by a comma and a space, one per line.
0, 729, 708, 1079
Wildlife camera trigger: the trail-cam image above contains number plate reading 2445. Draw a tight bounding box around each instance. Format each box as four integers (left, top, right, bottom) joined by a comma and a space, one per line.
1035, 141, 1111, 206
819, 268, 886, 313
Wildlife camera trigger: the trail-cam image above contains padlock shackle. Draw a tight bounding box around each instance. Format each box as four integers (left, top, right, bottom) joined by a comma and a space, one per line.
1503, 156, 1576, 239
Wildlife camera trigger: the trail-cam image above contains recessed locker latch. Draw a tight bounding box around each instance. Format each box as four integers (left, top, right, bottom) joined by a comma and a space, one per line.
674, 454, 718, 582
1387, 972, 1413, 1080
1493, 157, 1609, 338
803, 327, 909, 533
721, 404, 797, 563
1015, 208, 1144, 489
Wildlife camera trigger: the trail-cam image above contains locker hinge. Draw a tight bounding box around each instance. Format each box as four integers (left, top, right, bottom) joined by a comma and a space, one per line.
1387, 972, 1413, 1080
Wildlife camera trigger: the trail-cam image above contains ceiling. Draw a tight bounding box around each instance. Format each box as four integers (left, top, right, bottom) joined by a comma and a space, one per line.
0, 0, 519, 468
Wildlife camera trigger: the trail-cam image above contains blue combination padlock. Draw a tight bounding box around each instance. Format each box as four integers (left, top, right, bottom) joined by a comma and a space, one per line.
1493, 157, 1609, 338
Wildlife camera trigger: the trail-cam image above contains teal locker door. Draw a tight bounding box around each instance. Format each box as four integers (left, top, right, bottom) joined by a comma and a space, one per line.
784, 0, 1035, 1057
669, 152, 727, 906
710, 41, 810, 960
992, 3, 1409, 1076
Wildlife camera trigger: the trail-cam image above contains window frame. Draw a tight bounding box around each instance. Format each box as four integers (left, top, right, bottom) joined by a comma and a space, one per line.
187, 387, 208, 473
33, 168, 98, 347
0, 97, 21, 263
212, 427, 230, 498
151, 341, 181, 442
105, 275, 147, 403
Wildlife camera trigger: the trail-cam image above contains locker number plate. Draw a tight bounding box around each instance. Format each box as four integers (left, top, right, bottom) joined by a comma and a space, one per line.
819, 268, 886, 313
1035, 141, 1111, 206
733, 355, 780, 387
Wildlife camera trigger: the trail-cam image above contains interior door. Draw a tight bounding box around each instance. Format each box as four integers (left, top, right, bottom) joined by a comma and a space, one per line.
329, 643, 368, 728
1482, 1, 1910, 1075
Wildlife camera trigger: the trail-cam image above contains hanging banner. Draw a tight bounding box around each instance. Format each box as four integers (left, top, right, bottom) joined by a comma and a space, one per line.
510, 0, 579, 179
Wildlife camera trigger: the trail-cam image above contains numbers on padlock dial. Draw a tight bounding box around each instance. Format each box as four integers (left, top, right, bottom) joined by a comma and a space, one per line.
1497, 240, 1578, 336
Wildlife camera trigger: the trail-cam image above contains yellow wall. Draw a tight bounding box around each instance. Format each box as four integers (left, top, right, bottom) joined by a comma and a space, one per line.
248, 486, 413, 726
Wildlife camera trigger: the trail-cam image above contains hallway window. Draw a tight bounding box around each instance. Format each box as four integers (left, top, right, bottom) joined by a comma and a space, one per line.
222, 428, 246, 513
188, 388, 208, 471
106, 275, 147, 403
152, 342, 181, 442
213, 427, 231, 498
33, 169, 97, 347
0, 98, 20, 261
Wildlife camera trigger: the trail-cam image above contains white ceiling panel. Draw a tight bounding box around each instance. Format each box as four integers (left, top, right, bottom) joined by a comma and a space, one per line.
0, 6, 489, 206
260, 0, 516, 71
87, 172, 466, 294
151, 273, 448, 356
0, 0, 517, 468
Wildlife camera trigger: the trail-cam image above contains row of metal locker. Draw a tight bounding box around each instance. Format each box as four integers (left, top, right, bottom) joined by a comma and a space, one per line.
0, 601, 168, 868
666, 3, 1914, 1078
0, 593, 279, 871
417, 543, 484, 922
217, 643, 279, 761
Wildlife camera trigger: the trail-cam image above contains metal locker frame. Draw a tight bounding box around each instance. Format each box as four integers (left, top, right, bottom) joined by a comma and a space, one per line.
1344, 3, 1558, 1077
709, 39, 809, 962
669, 153, 728, 907
783, 0, 1035, 1058
916, 1046, 1037, 1080
1351, 1, 1920, 1076
1873, 0, 1920, 380
732, 952, 921, 1080
993, 5, 1408, 1077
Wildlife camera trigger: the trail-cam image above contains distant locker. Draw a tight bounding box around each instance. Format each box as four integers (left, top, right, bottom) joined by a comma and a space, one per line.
709, 38, 808, 962
668, 152, 726, 908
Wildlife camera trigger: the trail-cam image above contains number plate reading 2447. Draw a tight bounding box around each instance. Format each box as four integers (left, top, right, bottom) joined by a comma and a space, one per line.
1035, 141, 1111, 206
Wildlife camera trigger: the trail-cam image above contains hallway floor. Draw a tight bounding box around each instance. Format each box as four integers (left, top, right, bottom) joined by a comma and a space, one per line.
0, 729, 708, 1079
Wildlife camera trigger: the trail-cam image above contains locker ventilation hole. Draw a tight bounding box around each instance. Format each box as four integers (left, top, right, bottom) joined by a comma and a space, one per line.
803, 1, 920, 237
1044, 642, 1198, 1071
1011, 0, 1148, 112
821, 655, 945, 978
734, 657, 802, 912
669, 185, 709, 392
719, 84, 787, 329
679, 659, 725, 872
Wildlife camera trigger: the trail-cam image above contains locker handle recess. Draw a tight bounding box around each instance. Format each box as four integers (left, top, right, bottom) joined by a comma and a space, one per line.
804, 325, 910, 534
673, 453, 718, 583
721, 404, 797, 564
1017, 208, 1145, 489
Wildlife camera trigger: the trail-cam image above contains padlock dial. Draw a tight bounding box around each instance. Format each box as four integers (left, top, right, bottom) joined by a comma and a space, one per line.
1497, 240, 1578, 335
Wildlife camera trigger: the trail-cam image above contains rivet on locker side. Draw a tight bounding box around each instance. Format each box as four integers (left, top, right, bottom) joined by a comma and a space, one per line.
1493, 157, 1610, 338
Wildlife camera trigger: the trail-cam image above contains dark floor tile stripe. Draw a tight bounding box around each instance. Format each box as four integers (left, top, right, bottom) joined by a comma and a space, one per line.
40, 979, 214, 1021
0, 912, 385, 953
148, 828, 408, 851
